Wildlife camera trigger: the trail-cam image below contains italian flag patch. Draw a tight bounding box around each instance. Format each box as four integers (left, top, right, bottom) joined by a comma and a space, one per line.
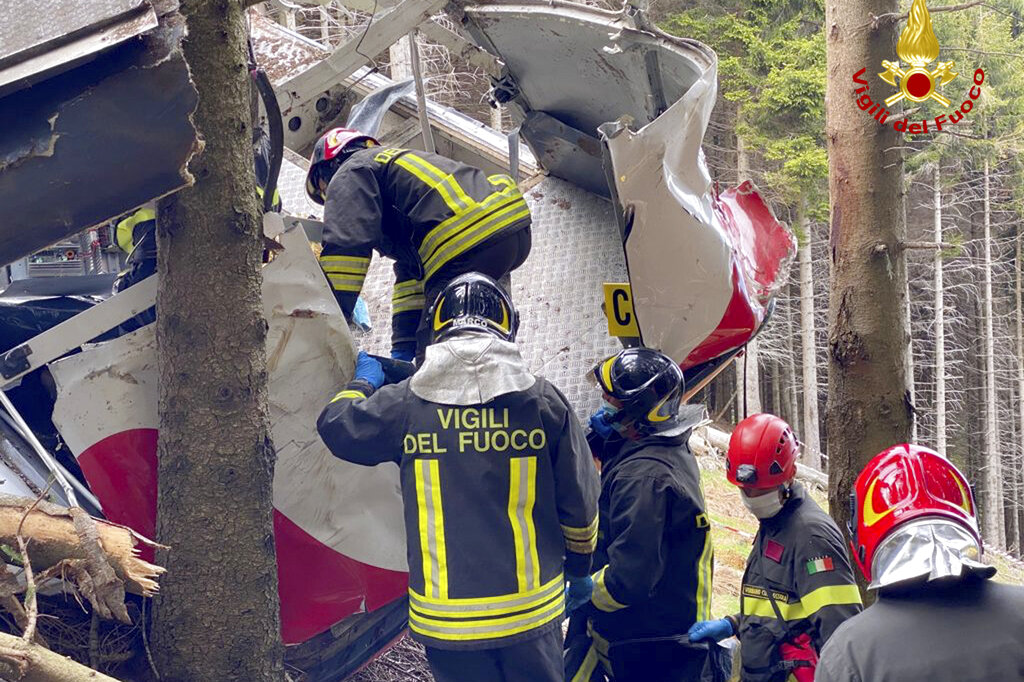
806, 556, 834, 575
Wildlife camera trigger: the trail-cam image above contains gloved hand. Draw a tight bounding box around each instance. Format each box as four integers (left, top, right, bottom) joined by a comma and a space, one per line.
351, 297, 372, 331
565, 575, 594, 612
390, 348, 415, 362
589, 409, 615, 439
354, 350, 385, 389
687, 618, 734, 643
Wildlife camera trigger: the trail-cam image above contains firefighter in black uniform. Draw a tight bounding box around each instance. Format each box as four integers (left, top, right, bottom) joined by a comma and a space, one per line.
816, 444, 1024, 682
689, 413, 862, 682
316, 273, 598, 682
564, 348, 714, 681
113, 129, 282, 321
305, 128, 532, 362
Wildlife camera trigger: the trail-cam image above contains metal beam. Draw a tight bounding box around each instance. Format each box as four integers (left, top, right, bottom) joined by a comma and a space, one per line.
338, 0, 501, 76
280, 0, 448, 105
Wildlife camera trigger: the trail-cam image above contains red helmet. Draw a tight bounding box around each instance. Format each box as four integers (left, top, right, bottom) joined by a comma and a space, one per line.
305, 128, 379, 205
726, 413, 799, 490
851, 444, 979, 582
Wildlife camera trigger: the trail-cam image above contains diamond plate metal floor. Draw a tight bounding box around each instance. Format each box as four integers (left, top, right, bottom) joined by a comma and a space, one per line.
279, 156, 626, 419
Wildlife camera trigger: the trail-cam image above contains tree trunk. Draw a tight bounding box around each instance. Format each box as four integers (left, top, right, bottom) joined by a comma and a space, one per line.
981, 159, 1005, 548
735, 129, 762, 417
151, 1, 283, 680
934, 164, 947, 456
824, 0, 912, 541
390, 35, 413, 81
786, 280, 802, 435
1016, 227, 1024, 555
905, 268, 917, 442
798, 204, 822, 469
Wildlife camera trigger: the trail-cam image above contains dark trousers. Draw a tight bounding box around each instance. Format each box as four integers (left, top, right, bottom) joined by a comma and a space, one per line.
565, 616, 708, 682
413, 226, 532, 361
425, 625, 562, 682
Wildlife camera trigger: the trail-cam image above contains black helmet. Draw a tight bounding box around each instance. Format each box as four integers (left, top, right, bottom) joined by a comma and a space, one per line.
429, 273, 519, 343
592, 348, 685, 435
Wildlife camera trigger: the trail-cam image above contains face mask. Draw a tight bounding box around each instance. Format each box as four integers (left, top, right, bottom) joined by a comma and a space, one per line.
741, 488, 785, 519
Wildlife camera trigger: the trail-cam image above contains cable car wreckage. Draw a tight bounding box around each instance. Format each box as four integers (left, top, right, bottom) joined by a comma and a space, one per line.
0, 0, 794, 677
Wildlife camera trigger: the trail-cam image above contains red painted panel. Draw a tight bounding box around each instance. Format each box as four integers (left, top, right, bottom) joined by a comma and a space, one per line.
76, 430, 409, 645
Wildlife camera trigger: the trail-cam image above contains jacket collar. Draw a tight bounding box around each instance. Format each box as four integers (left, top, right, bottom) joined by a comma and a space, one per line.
599, 430, 691, 477
758, 481, 807, 531
410, 333, 535, 405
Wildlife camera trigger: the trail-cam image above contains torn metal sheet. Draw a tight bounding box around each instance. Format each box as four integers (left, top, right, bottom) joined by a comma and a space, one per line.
601, 57, 795, 367
459, 0, 715, 194
0, 0, 157, 96
48, 225, 407, 646
0, 14, 197, 267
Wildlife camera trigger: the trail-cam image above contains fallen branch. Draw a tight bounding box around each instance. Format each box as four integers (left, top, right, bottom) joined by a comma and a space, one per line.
0, 631, 121, 682
0, 495, 164, 604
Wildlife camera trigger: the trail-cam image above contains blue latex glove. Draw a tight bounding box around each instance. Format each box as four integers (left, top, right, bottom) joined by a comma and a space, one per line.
565, 575, 594, 612
390, 348, 415, 362
354, 351, 385, 389
589, 410, 615, 439
352, 297, 372, 330
688, 618, 734, 643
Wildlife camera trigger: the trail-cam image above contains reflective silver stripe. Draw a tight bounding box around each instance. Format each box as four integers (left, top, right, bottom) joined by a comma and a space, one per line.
417, 186, 522, 262
424, 202, 530, 279
408, 594, 564, 639
409, 574, 563, 616
415, 459, 448, 600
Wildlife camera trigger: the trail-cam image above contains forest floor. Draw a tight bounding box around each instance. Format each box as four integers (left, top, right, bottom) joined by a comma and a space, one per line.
350, 438, 1024, 682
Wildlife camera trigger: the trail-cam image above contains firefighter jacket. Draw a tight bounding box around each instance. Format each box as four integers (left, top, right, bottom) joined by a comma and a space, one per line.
316, 334, 599, 651
319, 147, 532, 349
586, 431, 714, 644
816, 574, 1024, 682
732, 484, 862, 682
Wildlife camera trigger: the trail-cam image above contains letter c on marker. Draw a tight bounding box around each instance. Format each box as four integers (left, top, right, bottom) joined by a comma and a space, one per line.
612, 289, 631, 326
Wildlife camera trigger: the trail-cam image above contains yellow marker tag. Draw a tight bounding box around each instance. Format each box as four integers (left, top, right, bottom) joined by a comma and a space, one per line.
603, 283, 640, 337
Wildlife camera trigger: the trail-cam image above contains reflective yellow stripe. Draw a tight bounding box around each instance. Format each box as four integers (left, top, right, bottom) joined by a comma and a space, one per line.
508, 457, 540, 592
591, 566, 627, 612
392, 279, 426, 314
409, 574, 562, 617
415, 460, 448, 600
561, 515, 599, 541
393, 296, 426, 314
329, 389, 366, 403
562, 514, 598, 553
408, 592, 563, 641
586, 621, 613, 671
393, 154, 471, 215
116, 208, 156, 253
599, 357, 616, 392
695, 528, 714, 620
424, 204, 530, 280
326, 273, 366, 292
417, 184, 523, 263
320, 255, 371, 272
488, 174, 517, 190
741, 584, 863, 621
571, 644, 599, 682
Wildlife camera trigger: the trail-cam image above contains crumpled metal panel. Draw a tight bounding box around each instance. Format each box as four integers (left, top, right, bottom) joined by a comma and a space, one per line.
602, 52, 795, 368
0, 22, 197, 267
49, 226, 408, 645
460, 0, 714, 192
0, 0, 148, 67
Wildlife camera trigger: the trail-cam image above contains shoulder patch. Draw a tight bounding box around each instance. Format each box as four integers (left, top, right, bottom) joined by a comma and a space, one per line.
806, 556, 835, 575
764, 539, 785, 563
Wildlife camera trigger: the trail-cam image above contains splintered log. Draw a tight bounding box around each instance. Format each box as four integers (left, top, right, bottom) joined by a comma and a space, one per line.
0, 631, 121, 682
0, 495, 164, 607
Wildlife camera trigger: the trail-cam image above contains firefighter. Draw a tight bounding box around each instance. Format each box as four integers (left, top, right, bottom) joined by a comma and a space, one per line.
113, 132, 281, 296
564, 348, 714, 682
689, 413, 862, 682
305, 128, 533, 362
815, 444, 1024, 682
316, 273, 598, 682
